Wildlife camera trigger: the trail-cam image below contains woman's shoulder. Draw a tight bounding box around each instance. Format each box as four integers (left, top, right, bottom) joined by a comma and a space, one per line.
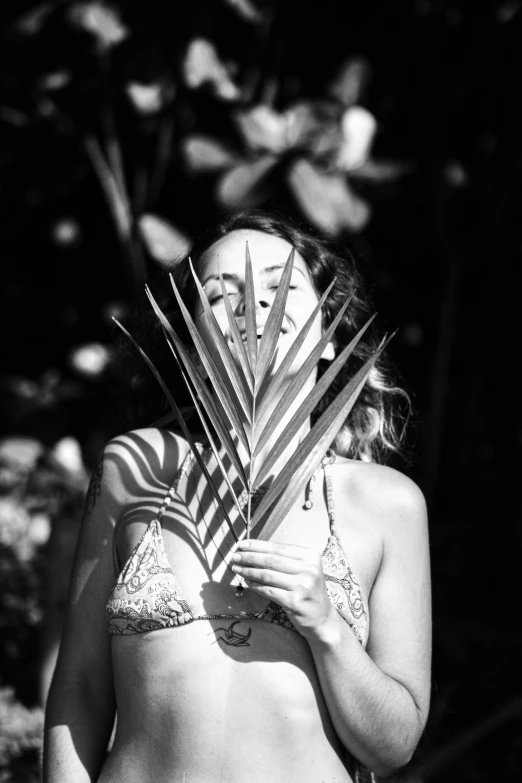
106, 426, 191, 459
102, 427, 192, 501
332, 456, 427, 537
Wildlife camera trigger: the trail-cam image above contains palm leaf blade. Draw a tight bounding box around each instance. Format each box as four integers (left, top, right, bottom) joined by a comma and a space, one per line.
255, 279, 336, 421
244, 242, 258, 372
251, 337, 391, 536
220, 273, 254, 391
160, 328, 249, 491
162, 279, 251, 453
255, 247, 295, 387
254, 315, 375, 484
189, 259, 253, 417
132, 239, 395, 558
253, 295, 359, 457
164, 338, 247, 524
112, 318, 239, 541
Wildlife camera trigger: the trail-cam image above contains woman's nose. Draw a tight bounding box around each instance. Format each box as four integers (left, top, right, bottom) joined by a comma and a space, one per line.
235, 298, 270, 316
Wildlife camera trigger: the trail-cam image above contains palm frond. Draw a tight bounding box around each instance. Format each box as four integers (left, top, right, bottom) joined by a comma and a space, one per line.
220, 272, 254, 391
165, 337, 247, 526
112, 318, 239, 541
253, 315, 375, 483
189, 258, 253, 415
255, 247, 295, 387
244, 242, 258, 372
252, 295, 360, 459
251, 337, 392, 540
124, 241, 390, 547
254, 278, 336, 421
160, 329, 249, 491
157, 280, 250, 450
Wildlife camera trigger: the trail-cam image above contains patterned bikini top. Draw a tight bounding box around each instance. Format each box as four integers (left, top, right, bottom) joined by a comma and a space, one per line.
106, 447, 369, 646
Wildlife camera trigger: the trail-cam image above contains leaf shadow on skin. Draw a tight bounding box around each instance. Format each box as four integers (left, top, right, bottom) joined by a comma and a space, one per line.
107, 429, 251, 588
104, 428, 319, 670
98, 431, 339, 697
108, 430, 209, 575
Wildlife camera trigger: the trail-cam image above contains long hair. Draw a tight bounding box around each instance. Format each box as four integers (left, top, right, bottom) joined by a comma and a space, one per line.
118, 209, 410, 464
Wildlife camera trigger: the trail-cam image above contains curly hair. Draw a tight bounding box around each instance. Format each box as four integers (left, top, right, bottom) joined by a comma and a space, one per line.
118, 209, 410, 464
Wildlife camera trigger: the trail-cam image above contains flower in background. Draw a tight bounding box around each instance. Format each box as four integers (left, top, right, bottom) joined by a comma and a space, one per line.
0, 499, 32, 554
138, 214, 191, 267
182, 57, 409, 235
68, 1, 129, 51
68, 342, 112, 379
335, 106, 377, 172
222, 0, 266, 23
50, 217, 82, 247
0, 687, 44, 767
444, 159, 469, 189
182, 38, 241, 101
125, 81, 176, 115
38, 70, 72, 92
0, 372, 84, 423
0, 438, 43, 492
0, 435, 86, 559
13, 2, 55, 35
51, 436, 87, 480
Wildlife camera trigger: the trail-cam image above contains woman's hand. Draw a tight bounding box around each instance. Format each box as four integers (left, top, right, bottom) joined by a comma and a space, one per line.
230, 539, 336, 636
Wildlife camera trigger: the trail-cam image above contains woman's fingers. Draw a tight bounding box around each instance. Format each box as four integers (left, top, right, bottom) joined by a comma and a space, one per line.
231, 539, 329, 622
230, 549, 303, 575
241, 578, 290, 603
234, 538, 312, 561
233, 566, 293, 591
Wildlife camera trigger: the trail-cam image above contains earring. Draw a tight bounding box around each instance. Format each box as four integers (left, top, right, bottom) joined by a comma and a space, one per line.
304, 471, 316, 509
304, 450, 335, 510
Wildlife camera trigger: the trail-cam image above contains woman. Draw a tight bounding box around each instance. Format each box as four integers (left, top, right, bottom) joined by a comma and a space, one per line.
44, 210, 431, 783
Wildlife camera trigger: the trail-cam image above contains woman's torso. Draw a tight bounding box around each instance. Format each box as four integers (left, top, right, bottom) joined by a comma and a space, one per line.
98, 435, 381, 783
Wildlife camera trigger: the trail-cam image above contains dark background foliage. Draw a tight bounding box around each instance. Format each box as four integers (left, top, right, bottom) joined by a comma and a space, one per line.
0, 1, 521, 781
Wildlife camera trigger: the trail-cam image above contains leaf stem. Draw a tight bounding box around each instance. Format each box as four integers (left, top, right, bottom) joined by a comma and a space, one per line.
247, 395, 257, 539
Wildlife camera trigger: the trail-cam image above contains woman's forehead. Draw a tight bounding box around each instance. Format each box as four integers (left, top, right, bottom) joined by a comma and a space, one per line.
198, 229, 309, 278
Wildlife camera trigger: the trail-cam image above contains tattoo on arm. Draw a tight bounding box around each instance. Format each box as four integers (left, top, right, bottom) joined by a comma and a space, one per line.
83, 451, 104, 520
210, 620, 252, 647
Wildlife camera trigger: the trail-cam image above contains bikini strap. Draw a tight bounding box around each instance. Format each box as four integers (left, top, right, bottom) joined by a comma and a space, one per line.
112, 444, 199, 575
322, 450, 337, 536
157, 446, 196, 521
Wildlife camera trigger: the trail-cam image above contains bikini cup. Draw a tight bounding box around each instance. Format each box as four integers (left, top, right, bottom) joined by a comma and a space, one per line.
106, 448, 369, 645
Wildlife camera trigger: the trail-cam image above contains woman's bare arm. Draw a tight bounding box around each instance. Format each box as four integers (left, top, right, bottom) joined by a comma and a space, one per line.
43, 443, 119, 782
232, 465, 431, 777
43, 428, 184, 782
304, 467, 431, 776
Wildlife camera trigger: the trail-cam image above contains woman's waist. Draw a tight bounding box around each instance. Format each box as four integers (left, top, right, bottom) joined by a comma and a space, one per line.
112, 654, 328, 730
102, 719, 352, 783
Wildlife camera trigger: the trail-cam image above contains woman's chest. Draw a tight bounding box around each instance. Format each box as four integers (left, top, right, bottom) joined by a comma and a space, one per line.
114, 471, 380, 623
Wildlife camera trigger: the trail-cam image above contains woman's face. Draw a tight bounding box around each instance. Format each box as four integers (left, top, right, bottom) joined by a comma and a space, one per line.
194, 229, 334, 373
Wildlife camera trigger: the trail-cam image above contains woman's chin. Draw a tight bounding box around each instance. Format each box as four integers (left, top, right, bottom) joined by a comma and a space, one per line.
227, 338, 318, 386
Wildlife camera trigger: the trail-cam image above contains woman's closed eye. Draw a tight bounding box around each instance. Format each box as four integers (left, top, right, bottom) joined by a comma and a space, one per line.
265, 268, 303, 290
208, 290, 240, 304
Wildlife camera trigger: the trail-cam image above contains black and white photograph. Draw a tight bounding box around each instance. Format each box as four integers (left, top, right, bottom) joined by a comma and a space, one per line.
0, 2, 519, 781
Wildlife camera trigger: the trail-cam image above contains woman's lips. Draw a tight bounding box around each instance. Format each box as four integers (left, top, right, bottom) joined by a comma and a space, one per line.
238, 328, 286, 343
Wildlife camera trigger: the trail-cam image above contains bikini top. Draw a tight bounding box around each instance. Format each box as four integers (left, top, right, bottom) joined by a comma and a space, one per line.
106, 447, 369, 646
